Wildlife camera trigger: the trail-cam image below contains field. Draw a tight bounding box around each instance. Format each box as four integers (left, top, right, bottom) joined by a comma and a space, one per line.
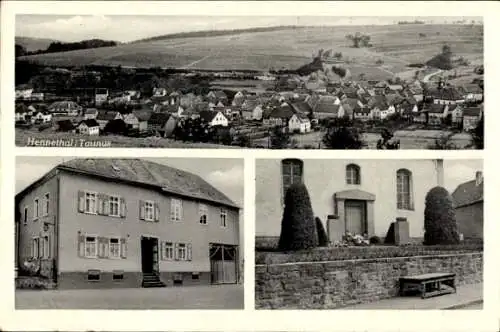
20, 24, 483, 78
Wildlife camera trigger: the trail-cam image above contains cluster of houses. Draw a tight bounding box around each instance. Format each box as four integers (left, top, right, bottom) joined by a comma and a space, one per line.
15, 73, 484, 138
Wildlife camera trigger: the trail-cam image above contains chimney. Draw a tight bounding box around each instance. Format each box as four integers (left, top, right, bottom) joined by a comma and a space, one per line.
435, 159, 444, 187
475, 171, 483, 186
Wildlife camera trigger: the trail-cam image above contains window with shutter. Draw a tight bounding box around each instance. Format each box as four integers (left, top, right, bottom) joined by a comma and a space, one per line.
164, 242, 174, 260
109, 238, 120, 258
84, 236, 97, 258
144, 201, 154, 221
109, 195, 120, 217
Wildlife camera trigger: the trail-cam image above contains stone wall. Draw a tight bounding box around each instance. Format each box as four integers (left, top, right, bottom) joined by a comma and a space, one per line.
255, 252, 482, 309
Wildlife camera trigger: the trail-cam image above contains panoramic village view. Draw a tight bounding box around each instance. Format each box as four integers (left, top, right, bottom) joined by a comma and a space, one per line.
15, 16, 484, 149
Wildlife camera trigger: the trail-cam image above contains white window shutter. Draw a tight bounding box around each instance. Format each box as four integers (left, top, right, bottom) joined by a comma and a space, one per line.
120, 238, 127, 259
120, 197, 126, 218
97, 194, 104, 215
179, 200, 183, 221
174, 243, 179, 260
139, 200, 145, 220
154, 203, 160, 222
78, 191, 85, 213
187, 243, 192, 261
160, 242, 165, 260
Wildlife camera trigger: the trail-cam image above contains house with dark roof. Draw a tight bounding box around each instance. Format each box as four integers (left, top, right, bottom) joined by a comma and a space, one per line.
263, 103, 296, 126
57, 119, 76, 133
199, 110, 229, 127
15, 158, 240, 289
83, 108, 99, 120
96, 111, 123, 129
288, 113, 311, 134
460, 84, 483, 103
77, 119, 100, 135
452, 171, 483, 240
427, 86, 464, 105
49, 101, 82, 116
148, 113, 177, 137
462, 107, 482, 132
425, 104, 449, 126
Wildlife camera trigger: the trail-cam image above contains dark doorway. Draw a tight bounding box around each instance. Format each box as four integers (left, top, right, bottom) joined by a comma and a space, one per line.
141, 236, 159, 274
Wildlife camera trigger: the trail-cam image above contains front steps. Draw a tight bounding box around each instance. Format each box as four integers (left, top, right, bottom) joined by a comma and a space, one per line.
141, 272, 166, 288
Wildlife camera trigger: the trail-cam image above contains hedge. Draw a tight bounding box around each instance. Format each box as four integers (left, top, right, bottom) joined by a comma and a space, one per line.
255, 243, 483, 265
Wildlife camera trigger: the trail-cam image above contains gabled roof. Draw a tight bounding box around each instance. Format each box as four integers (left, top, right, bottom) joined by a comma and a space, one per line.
96, 111, 120, 121
427, 104, 447, 114
268, 104, 295, 119
427, 87, 462, 100
452, 179, 483, 208
84, 108, 98, 115
16, 103, 30, 114
199, 110, 220, 122
368, 95, 388, 110
78, 119, 99, 128
132, 110, 153, 121
49, 101, 81, 110
32, 158, 238, 209
462, 107, 482, 117
462, 84, 483, 94
290, 101, 312, 115
148, 112, 171, 125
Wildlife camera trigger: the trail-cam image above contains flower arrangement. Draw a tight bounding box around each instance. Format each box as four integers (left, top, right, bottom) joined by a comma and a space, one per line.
333, 231, 370, 247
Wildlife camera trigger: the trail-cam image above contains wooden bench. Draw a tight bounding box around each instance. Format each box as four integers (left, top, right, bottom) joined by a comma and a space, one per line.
399, 273, 456, 299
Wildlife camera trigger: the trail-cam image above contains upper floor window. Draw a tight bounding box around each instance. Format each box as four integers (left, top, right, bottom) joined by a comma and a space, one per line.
85, 192, 97, 214
220, 209, 227, 227
23, 206, 28, 225
109, 195, 120, 217
144, 201, 154, 221
282, 159, 303, 197
33, 198, 39, 219
397, 169, 413, 210
43, 236, 50, 258
199, 204, 208, 225
171, 199, 183, 222
32, 237, 39, 259
346, 164, 361, 185
43, 193, 50, 216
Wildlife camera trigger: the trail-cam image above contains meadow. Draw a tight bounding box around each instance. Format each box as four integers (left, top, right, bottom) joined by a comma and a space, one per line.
20, 24, 483, 78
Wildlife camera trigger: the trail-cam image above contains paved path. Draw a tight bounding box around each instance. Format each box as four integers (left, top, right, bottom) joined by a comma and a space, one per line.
423, 69, 443, 82
16, 284, 244, 310
343, 283, 482, 310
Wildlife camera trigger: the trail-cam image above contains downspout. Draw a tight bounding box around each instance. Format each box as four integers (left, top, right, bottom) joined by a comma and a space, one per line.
54, 171, 61, 286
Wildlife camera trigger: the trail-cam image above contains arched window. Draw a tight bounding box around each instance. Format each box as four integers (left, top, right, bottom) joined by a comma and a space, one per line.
282, 159, 303, 197
397, 169, 413, 210
346, 164, 361, 185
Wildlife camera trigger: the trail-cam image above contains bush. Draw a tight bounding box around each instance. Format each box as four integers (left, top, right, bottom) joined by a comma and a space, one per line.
369, 236, 381, 244
315, 217, 329, 247
322, 118, 365, 149
424, 186, 460, 245
278, 183, 319, 251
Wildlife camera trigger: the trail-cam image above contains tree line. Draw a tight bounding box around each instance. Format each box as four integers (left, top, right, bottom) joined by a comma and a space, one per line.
15, 39, 118, 58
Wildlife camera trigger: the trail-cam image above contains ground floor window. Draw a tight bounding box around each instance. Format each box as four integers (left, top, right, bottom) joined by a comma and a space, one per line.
177, 243, 187, 260
84, 236, 97, 258
163, 242, 174, 260
109, 238, 121, 258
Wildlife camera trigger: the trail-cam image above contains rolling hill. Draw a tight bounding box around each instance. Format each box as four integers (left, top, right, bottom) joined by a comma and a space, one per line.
18, 24, 483, 78
16, 37, 60, 53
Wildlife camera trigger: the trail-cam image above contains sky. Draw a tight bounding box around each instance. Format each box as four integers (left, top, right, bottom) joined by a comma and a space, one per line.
15, 15, 481, 43
15, 157, 244, 207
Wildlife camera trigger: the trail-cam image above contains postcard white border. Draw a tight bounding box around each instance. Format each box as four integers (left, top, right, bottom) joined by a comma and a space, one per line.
2, 1, 499, 331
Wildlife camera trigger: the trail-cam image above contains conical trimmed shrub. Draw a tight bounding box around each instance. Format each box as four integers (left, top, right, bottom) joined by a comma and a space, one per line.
315, 217, 329, 247
278, 183, 319, 250
424, 186, 460, 245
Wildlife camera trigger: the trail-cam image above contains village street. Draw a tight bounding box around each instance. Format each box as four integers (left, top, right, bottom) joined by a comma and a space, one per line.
16, 284, 244, 309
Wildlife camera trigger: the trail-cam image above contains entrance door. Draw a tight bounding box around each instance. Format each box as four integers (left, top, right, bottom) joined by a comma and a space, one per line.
141, 237, 159, 274
345, 200, 366, 235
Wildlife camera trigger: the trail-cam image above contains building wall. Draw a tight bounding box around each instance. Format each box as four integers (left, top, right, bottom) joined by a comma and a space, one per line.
255, 252, 483, 309
17, 174, 59, 268
255, 159, 441, 238
57, 172, 239, 274
456, 202, 483, 240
